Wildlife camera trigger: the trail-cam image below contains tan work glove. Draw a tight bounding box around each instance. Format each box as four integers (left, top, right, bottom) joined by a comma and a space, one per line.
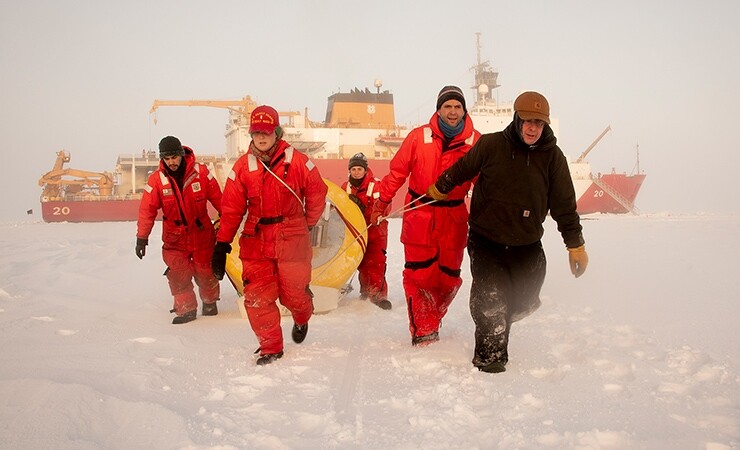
568, 245, 588, 278
425, 184, 448, 201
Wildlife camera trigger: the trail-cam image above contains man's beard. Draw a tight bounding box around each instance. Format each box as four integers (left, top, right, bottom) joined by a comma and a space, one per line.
166, 162, 183, 175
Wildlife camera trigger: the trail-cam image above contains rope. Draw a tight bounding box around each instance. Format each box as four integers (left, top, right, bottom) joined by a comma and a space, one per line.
259, 159, 305, 214
378, 194, 437, 222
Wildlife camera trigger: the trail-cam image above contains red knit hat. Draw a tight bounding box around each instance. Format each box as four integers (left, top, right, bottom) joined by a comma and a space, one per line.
249, 105, 279, 134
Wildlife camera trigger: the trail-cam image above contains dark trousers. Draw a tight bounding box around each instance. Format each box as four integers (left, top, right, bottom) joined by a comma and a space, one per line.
467, 230, 546, 365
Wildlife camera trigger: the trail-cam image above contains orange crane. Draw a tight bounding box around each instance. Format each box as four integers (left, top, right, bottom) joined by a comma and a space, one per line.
149, 95, 304, 126
39, 150, 115, 199
576, 125, 612, 163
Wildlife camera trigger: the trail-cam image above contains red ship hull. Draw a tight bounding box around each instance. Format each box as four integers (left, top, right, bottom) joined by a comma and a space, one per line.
39, 159, 645, 223
41, 198, 144, 223
313, 159, 410, 212
576, 173, 647, 214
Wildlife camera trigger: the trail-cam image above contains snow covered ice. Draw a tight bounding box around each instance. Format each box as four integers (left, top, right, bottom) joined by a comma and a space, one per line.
1, 214, 739, 449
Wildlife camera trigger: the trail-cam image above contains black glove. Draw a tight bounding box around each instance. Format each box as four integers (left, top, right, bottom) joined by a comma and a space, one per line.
135, 238, 148, 260
211, 242, 232, 280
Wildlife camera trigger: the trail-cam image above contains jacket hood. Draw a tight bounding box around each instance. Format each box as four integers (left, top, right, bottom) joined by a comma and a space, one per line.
503, 113, 557, 152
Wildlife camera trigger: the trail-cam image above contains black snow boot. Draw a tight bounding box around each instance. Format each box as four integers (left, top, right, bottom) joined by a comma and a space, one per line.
477, 360, 507, 373
373, 299, 392, 310
292, 323, 308, 344
256, 352, 284, 366
202, 302, 218, 316
172, 310, 196, 325
412, 331, 439, 347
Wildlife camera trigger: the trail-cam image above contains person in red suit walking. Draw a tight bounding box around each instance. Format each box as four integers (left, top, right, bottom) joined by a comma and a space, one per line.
371, 86, 481, 346
136, 136, 223, 324
341, 153, 391, 310
211, 105, 328, 366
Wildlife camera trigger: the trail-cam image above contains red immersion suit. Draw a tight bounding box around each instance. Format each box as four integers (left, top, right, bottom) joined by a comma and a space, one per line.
378, 114, 480, 338
217, 141, 328, 355
341, 168, 388, 304
137, 148, 223, 315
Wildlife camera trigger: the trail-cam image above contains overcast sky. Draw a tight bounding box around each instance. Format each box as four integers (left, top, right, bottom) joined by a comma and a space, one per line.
2, 0, 739, 220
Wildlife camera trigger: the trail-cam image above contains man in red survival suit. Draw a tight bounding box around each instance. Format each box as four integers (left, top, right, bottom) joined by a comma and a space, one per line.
341, 152, 391, 310
211, 105, 328, 366
371, 86, 481, 346
136, 136, 223, 324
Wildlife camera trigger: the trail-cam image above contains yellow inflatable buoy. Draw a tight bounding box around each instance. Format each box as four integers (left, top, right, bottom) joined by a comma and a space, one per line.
224, 178, 367, 316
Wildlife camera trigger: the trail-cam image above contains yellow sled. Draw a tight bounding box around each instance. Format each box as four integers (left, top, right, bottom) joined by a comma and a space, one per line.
224, 178, 367, 316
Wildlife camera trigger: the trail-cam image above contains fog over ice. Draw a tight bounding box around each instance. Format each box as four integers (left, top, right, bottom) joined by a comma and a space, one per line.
2, 0, 740, 221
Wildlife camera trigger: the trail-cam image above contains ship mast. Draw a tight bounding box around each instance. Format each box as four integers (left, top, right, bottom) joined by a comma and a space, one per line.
475, 32, 482, 67
471, 32, 499, 104
634, 142, 641, 175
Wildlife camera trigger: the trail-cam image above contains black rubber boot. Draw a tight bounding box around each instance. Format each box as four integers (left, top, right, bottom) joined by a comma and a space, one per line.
292, 323, 308, 343
256, 352, 284, 365
373, 299, 392, 310
411, 331, 439, 346
477, 360, 507, 373
172, 310, 196, 325
202, 302, 218, 316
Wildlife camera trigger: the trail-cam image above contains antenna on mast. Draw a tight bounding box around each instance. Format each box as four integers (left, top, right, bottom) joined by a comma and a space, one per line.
475, 32, 482, 66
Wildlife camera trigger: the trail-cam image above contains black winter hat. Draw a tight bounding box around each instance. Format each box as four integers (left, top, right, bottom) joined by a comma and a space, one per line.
436, 85, 467, 113
348, 152, 368, 170
159, 136, 185, 158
